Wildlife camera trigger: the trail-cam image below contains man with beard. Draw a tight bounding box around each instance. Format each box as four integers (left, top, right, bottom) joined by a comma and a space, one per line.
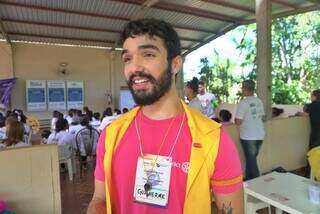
87, 19, 243, 214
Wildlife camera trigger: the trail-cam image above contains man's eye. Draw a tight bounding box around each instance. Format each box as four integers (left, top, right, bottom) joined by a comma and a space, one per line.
122, 56, 131, 63
144, 52, 155, 58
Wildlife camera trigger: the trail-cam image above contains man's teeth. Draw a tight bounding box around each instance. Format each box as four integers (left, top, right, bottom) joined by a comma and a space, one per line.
134, 79, 148, 84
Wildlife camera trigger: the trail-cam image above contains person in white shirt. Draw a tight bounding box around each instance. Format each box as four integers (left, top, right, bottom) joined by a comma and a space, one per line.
0, 119, 29, 149
184, 77, 204, 113
98, 107, 116, 132
50, 110, 61, 132
76, 116, 100, 169
68, 116, 83, 148
198, 80, 216, 119
47, 118, 73, 146
65, 109, 74, 125
90, 112, 101, 130
235, 80, 265, 180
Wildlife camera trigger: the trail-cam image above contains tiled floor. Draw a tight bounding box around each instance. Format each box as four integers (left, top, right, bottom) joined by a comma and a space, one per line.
60, 161, 95, 214
60, 165, 305, 214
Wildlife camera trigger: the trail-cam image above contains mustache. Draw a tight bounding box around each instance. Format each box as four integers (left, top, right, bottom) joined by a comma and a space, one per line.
128, 71, 156, 85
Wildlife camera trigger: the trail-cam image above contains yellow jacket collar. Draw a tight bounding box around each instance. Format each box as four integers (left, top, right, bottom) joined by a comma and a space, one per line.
112, 100, 221, 135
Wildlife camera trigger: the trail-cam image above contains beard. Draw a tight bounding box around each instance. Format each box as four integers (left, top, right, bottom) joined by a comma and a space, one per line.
127, 66, 173, 106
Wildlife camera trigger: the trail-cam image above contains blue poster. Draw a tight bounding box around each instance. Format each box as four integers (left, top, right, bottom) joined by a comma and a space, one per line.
49, 88, 64, 102
47, 80, 66, 110
26, 80, 47, 111
67, 81, 84, 109
28, 88, 45, 103
68, 88, 83, 102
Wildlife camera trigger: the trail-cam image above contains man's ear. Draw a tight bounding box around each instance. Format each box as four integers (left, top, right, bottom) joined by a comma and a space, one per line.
170, 55, 183, 75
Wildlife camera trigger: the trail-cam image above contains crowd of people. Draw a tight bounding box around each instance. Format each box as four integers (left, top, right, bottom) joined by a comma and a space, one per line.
0, 109, 32, 149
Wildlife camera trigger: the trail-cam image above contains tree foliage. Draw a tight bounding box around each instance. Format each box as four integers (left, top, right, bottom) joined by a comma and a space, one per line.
199, 11, 320, 104
199, 50, 240, 103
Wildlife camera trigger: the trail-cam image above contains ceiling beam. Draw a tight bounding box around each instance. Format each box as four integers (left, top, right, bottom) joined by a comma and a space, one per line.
118, 0, 240, 23
131, 0, 160, 19
173, 25, 217, 34
272, 0, 299, 9
201, 0, 255, 13
174, 24, 216, 34
0, 1, 216, 35
179, 37, 202, 43
2, 18, 121, 34
242, 4, 320, 25
0, 1, 130, 21
3, 18, 206, 43
7, 32, 115, 44
8, 31, 195, 49
0, 18, 11, 44
154, 1, 240, 23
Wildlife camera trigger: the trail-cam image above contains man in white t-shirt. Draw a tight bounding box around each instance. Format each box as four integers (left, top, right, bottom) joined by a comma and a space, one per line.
197, 81, 216, 119
235, 80, 265, 180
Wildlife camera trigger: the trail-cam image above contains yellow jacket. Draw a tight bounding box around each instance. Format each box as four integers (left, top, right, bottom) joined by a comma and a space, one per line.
308, 146, 320, 181
103, 101, 221, 214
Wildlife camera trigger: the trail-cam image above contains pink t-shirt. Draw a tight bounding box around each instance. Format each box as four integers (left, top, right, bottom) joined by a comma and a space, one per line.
95, 111, 242, 213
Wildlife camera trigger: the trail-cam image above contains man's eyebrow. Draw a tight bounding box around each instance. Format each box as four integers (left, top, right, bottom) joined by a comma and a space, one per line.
121, 44, 160, 57
138, 44, 160, 52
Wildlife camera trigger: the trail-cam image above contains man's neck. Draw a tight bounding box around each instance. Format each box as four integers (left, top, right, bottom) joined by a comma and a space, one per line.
141, 88, 183, 120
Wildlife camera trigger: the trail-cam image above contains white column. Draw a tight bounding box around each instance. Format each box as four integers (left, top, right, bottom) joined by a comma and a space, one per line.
256, 0, 272, 119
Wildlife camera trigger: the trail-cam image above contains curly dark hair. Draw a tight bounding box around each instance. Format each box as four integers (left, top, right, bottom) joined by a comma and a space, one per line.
121, 18, 181, 63
186, 77, 199, 94
312, 89, 320, 101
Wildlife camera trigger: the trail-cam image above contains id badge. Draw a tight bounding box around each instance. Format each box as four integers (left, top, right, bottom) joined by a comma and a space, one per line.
133, 154, 172, 207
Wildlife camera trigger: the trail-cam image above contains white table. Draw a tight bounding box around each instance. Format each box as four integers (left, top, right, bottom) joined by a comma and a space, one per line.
244, 172, 320, 214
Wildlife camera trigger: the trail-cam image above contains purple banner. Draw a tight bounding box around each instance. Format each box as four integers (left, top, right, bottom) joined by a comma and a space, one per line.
0, 78, 16, 107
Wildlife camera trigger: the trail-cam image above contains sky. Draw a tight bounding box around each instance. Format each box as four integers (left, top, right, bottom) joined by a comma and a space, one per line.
183, 25, 256, 81
183, 35, 236, 81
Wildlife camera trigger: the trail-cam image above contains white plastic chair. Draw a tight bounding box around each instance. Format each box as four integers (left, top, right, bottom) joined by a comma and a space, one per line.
75, 127, 99, 176
58, 144, 73, 181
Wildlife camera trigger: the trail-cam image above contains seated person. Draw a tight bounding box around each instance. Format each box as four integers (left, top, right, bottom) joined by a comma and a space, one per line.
40, 130, 51, 144
47, 118, 73, 146
122, 108, 129, 114
76, 116, 100, 169
99, 107, 116, 131
272, 107, 284, 118
1, 118, 29, 149
219, 109, 233, 125
90, 112, 101, 130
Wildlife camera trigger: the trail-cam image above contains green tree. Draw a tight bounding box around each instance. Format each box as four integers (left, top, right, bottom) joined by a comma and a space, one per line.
197, 11, 320, 104
198, 50, 240, 103
233, 11, 320, 104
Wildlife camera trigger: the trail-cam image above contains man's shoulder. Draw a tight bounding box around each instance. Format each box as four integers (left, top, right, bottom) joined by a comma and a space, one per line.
186, 105, 221, 131
107, 107, 139, 127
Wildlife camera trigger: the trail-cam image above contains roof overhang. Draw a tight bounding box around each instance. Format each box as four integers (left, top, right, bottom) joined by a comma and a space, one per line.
0, 0, 319, 55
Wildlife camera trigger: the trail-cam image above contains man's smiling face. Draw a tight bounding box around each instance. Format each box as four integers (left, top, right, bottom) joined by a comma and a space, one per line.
122, 35, 173, 106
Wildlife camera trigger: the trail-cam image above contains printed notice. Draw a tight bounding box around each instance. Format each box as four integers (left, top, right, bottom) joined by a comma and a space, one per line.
67, 81, 84, 109
47, 80, 66, 110
26, 80, 47, 112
